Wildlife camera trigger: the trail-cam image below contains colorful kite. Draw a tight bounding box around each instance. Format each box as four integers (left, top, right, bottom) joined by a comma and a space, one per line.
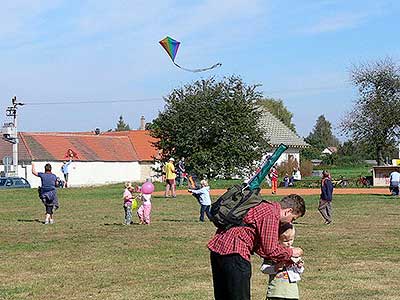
159, 36, 222, 72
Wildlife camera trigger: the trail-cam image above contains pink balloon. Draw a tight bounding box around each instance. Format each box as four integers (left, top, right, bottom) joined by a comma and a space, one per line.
141, 181, 154, 194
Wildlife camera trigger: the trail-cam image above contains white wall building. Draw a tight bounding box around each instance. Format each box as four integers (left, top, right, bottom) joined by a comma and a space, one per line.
0, 130, 160, 188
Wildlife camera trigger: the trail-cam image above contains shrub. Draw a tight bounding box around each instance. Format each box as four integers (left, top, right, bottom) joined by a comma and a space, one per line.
300, 160, 313, 177
277, 157, 299, 177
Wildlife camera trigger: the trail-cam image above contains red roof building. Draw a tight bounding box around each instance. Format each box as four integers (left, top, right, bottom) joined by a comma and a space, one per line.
0, 130, 161, 187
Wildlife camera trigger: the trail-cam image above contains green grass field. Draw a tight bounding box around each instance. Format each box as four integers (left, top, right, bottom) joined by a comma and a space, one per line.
1, 186, 399, 300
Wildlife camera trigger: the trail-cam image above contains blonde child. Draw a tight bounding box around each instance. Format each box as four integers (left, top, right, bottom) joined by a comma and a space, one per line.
188, 179, 211, 222
260, 223, 304, 300
137, 181, 153, 225
122, 182, 134, 225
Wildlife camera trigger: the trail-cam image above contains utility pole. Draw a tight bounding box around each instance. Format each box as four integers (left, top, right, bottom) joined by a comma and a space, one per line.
3, 96, 24, 176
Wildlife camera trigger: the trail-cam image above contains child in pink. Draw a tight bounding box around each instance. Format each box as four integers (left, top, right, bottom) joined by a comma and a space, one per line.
137, 182, 153, 224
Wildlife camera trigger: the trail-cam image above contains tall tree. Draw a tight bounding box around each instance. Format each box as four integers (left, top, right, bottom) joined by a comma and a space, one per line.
340, 57, 400, 165
115, 115, 131, 131
257, 98, 296, 132
305, 115, 340, 150
151, 76, 270, 178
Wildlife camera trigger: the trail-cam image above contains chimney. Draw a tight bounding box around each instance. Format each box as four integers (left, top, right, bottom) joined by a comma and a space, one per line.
139, 116, 146, 130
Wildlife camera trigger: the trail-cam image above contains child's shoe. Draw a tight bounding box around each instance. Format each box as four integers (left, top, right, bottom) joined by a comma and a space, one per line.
50, 219, 55, 224
44, 220, 49, 225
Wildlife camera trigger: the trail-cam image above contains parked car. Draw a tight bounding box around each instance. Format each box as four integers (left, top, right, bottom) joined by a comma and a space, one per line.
0, 177, 31, 189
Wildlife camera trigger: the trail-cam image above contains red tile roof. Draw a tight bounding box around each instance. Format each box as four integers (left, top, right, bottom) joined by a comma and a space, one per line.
19, 132, 138, 162
0, 130, 158, 163
103, 130, 159, 161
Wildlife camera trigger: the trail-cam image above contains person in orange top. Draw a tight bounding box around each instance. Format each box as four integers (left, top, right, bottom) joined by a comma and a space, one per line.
270, 166, 279, 194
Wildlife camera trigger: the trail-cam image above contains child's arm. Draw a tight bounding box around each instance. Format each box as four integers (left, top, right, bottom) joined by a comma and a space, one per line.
188, 188, 203, 195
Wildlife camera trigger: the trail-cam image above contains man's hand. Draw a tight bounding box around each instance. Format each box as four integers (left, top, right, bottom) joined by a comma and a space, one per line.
291, 247, 303, 257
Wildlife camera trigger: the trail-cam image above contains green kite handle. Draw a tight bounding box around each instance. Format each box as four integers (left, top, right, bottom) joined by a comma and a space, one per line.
248, 143, 288, 190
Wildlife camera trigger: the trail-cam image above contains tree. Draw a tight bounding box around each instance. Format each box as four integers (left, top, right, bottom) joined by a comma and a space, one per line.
115, 115, 131, 131
151, 76, 270, 178
257, 98, 296, 132
340, 57, 400, 165
305, 115, 340, 150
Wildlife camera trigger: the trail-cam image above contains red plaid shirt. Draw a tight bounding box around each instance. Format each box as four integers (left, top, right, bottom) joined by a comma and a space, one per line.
208, 202, 293, 262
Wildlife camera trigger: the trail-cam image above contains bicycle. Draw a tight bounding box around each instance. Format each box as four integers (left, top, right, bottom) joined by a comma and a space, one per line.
332, 176, 349, 188
356, 176, 372, 187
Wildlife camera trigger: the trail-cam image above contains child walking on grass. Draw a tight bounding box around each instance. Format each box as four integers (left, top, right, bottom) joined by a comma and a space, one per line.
188, 179, 211, 222
260, 223, 304, 300
123, 182, 135, 225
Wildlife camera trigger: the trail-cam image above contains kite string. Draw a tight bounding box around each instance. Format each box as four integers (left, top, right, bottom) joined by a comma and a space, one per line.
173, 62, 222, 73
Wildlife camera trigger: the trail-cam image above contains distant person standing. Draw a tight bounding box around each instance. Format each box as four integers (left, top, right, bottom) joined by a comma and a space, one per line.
61, 159, 72, 188
32, 163, 59, 225
164, 158, 176, 198
289, 168, 302, 186
318, 170, 334, 225
177, 157, 186, 186
389, 169, 400, 196
269, 166, 279, 194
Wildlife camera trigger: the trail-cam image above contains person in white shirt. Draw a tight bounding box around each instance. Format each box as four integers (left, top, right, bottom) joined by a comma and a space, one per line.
289, 168, 302, 186
389, 169, 400, 196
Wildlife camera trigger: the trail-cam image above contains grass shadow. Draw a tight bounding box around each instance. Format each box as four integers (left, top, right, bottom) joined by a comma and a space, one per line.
17, 219, 42, 223
161, 218, 198, 223
103, 222, 143, 226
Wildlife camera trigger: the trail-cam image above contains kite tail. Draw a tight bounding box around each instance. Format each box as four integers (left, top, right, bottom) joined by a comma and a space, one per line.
173, 62, 222, 73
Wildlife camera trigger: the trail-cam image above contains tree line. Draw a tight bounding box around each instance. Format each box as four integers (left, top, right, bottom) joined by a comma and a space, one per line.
114, 57, 400, 177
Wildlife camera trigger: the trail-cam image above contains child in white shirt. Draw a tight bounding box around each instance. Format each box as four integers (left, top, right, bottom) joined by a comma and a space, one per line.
260, 223, 304, 299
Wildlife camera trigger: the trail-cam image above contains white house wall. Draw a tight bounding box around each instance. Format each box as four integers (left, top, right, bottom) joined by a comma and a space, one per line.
23, 161, 141, 188
140, 161, 163, 182
264, 147, 301, 166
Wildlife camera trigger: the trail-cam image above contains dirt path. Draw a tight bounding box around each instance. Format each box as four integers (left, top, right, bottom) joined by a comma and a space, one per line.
154, 187, 389, 196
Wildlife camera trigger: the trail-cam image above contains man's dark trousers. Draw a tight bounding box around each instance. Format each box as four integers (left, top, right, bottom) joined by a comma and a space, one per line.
210, 251, 251, 300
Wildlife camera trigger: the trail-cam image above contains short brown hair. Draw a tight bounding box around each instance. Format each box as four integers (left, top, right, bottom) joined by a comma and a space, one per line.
280, 194, 306, 217
44, 163, 52, 172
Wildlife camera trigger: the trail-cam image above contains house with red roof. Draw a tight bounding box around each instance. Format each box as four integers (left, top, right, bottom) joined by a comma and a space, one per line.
0, 129, 160, 188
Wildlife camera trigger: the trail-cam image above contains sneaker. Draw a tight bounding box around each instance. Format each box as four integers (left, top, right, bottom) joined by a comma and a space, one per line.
44, 220, 49, 225
50, 219, 55, 224
324, 221, 332, 225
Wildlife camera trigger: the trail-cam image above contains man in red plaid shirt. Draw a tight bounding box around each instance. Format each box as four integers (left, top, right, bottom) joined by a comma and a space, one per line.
208, 194, 305, 300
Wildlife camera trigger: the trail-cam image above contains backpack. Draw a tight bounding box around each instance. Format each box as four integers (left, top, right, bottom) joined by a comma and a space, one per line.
209, 184, 267, 230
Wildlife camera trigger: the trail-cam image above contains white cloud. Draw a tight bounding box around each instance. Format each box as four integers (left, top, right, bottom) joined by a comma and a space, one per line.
301, 12, 369, 34
0, 0, 61, 38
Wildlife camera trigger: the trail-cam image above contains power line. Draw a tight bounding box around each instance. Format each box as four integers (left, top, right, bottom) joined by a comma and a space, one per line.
23, 97, 163, 106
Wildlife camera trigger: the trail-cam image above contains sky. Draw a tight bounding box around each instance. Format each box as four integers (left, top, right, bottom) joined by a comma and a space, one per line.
0, 0, 399, 139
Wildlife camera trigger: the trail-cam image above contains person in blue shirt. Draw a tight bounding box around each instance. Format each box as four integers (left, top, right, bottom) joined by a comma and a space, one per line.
188, 179, 211, 222
318, 170, 334, 225
61, 159, 72, 188
32, 163, 59, 224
